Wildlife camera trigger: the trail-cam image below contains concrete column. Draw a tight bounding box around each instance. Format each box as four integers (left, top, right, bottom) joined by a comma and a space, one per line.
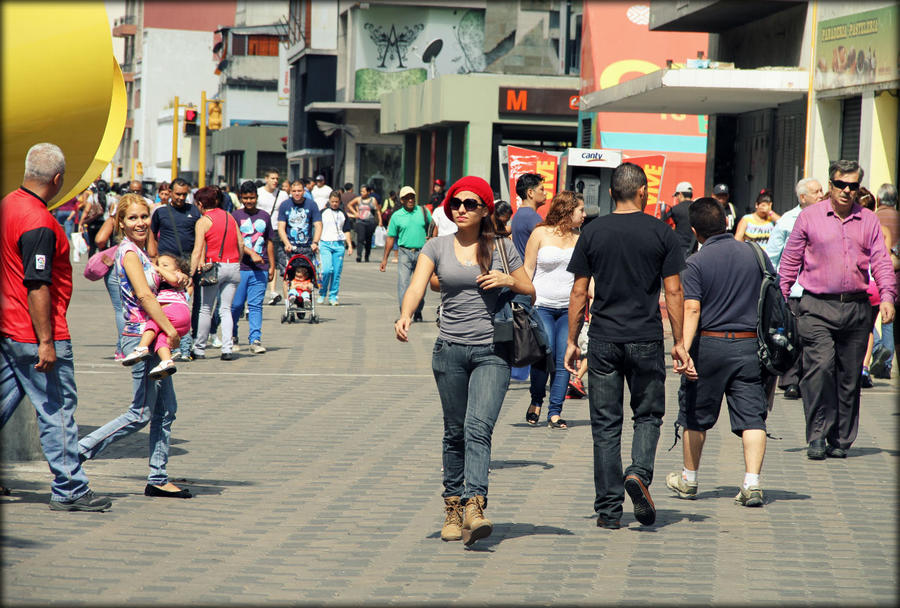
809, 97, 841, 182
866, 92, 898, 187
466, 121, 494, 178
0, 397, 44, 462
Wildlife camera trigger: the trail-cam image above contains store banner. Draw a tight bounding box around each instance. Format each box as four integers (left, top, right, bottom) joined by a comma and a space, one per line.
623, 154, 667, 219
815, 5, 899, 90
507, 145, 558, 214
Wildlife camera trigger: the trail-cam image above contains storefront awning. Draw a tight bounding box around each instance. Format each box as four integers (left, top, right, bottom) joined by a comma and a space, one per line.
304, 101, 380, 113
580, 68, 809, 115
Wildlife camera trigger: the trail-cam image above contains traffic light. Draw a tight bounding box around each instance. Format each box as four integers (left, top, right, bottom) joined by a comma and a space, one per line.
207, 100, 222, 131
184, 107, 198, 135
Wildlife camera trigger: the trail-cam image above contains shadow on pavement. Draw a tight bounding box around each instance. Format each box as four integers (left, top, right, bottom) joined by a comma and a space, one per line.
627, 508, 710, 530
490, 459, 553, 470
461, 522, 574, 551
782, 446, 898, 458
77, 426, 189, 460
2, 535, 48, 549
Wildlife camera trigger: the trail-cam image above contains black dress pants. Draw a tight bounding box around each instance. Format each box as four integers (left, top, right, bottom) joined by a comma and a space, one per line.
796, 294, 873, 448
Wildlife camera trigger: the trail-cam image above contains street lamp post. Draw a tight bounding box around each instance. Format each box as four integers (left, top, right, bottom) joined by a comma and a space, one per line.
199, 91, 207, 187
171, 95, 180, 181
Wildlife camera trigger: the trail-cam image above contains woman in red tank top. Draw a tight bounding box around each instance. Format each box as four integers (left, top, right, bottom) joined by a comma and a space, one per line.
189, 186, 243, 359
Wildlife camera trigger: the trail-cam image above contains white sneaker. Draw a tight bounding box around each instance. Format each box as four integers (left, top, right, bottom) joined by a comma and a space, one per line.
148, 359, 176, 379
210, 336, 222, 349
250, 341, 266, 354
232, 340, 240, 352
122, 346, 152, 366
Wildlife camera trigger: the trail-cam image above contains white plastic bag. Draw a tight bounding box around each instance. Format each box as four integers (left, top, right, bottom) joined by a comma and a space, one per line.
71, 231, 88, 261
373, 225, 387, 248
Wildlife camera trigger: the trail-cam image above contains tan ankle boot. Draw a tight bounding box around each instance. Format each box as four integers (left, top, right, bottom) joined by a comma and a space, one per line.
441, 497, 463, 541
461, 495, 492, 546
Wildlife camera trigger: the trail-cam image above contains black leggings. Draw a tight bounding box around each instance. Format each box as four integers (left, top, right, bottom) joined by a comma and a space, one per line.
355, 220, 375, 261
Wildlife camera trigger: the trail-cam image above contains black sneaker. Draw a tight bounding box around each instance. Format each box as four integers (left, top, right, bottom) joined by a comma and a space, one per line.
825, 445, 848, 458
220, 352, 235, 361
49, 490, 112, 512
783, 384, 800, 399
624, 474, 656, 525
807, 440, 826, 460
413, 312, 424, 323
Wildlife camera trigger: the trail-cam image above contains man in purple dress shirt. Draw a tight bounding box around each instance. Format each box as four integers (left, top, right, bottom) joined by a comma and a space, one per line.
779, 160, 896, 460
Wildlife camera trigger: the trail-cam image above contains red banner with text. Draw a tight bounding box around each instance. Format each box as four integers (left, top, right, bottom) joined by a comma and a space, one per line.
624, 154, 667, 220
507, 146, 558, 216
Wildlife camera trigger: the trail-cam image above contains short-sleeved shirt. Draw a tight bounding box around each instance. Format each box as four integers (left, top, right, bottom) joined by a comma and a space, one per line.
232, 208, 273, 271
278, 197, 322, 248
150, 201, 201, 258
311, 185, 333, 210
0, 187, 73, 342
682, 233, 771, 332
663, 201, 694, 254
387, 206, 432, 249
116, 237, 160, 336
510, 206, 542, 258
431, 205, 458, 236
422, 235, 523, 345
258, 187, 290, 230
321, 208, 349, 242
567, 211, 684, 343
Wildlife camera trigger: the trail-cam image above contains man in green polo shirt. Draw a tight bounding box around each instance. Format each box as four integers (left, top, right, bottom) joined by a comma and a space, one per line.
380, 186, 431, 322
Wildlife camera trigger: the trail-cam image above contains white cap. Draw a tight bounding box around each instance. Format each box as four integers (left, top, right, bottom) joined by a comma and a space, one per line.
399, 186, 416, 198
674, 181, 693, 194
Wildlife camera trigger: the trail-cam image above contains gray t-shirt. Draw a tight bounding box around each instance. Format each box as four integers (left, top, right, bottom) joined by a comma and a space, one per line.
421, 235, 523, 345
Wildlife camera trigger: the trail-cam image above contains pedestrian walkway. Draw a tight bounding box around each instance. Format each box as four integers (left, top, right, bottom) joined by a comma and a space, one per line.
2, 260, 897, 605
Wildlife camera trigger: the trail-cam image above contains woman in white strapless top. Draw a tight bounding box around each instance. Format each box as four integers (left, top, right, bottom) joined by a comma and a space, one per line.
522, 191, 586, 429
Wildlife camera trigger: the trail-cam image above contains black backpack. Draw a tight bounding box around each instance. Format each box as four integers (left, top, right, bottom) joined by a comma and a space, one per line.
748, 242, 800, 375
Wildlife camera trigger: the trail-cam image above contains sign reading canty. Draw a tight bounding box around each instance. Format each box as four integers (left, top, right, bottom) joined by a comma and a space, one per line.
498, 87, 579, 117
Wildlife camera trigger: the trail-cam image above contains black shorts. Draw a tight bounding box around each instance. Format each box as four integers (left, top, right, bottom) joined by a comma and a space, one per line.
677, 335, 767, 436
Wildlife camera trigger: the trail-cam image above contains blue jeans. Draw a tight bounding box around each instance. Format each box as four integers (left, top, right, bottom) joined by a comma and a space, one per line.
78, 334, 178, 485
103, 269, 126, 357
231, 269, 267, 343
398, 247, 424, 314
587, 340, 666, 521
54, 209, 74, 240
529, 306, 570, 419
0, 338, 91, 502
432, 339, 511, 503
874, 321, 894, 369
318, 240, 346, 301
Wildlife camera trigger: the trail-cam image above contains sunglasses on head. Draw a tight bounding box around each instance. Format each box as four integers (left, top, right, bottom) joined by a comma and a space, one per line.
831, 179, 860, 192
448, 197, 485, 212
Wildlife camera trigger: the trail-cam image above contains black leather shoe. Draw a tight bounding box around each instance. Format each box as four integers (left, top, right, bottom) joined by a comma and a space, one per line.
144, 484, 192, 498
807, 440, 826, 460
597, 516, 621, 530
413, 312, 424, 323
220, 352, 235, 361
783, 384, 801, 400
825, 445, 848, 458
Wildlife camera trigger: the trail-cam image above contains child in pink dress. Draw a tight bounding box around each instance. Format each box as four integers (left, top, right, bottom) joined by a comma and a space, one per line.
121, 253, 191, 378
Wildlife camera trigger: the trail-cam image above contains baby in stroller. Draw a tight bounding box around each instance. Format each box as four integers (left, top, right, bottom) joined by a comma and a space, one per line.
282, 253, 320, 324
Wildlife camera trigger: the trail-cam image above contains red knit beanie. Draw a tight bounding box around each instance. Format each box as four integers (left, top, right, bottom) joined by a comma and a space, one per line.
442, 176, 495, 215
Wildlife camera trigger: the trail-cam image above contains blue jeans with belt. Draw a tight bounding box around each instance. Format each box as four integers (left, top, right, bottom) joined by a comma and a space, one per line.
78, 334, 178, 485
528, 305, 570, 419
0, 338, 92, 502
432, 339, 511, 504
587, 340, 666, 521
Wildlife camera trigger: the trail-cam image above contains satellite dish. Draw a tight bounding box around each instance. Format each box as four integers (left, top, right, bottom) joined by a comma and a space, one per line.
212, 41, 223, 54
215, 59, 229, 75
422, 39, 443, 63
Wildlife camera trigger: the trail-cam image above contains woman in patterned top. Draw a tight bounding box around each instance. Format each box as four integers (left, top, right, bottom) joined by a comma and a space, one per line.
735, 189, 781, 246
77, 194, 193, 499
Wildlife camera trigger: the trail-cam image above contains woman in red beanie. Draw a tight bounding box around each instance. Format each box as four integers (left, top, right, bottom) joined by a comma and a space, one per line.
394, 176, 535, 547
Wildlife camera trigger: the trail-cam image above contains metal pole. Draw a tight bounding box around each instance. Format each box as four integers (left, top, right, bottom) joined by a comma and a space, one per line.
199, 90, 207, 187
803, 0, 818, 175
172, 95, 180, 181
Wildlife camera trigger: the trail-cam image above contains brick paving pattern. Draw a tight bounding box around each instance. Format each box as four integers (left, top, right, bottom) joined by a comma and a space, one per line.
2, 258, 897, 605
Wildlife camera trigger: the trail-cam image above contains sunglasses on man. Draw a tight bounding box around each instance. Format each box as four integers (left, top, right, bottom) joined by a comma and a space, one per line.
448, 197, 486, 211
831, 179, 860, 192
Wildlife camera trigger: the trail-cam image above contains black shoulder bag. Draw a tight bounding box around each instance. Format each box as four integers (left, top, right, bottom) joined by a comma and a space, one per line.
198, 212, 229, 286
494, 238, 550, 367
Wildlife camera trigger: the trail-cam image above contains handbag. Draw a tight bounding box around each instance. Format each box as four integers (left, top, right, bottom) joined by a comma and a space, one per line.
198, 211, 229, 286
493, 237, 549, 367
83, 245, 117, 281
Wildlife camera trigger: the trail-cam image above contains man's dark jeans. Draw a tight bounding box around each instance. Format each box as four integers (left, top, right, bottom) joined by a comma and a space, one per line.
587, 340, 666, 521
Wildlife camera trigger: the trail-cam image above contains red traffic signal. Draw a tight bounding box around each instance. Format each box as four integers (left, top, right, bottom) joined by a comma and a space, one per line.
184, 107, 198, 135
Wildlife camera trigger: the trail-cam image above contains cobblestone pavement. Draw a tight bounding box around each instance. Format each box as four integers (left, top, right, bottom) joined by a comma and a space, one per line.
2, 255, 897, 606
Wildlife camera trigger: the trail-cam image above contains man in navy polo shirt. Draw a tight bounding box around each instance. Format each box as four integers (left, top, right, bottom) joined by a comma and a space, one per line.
0, 143, 111, 511
666, 197, 771, 508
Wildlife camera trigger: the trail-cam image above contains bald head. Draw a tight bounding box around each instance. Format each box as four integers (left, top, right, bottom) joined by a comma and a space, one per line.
128, 180, 144, 194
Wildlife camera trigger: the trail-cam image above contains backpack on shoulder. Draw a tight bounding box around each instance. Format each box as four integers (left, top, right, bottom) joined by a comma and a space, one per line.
748, 242, 800, 376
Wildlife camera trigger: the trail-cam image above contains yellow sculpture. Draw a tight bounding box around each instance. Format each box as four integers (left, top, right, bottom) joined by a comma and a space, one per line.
1, 2, 126, 209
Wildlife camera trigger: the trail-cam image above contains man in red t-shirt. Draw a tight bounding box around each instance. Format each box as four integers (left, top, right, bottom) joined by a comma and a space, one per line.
0, 143, 110, 511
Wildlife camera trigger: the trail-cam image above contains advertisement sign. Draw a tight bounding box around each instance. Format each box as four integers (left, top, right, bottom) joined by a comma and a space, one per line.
815, 5, 899, 90
498, 87, 580, 117
354, 6, 486, 101
507, 145, 558, 214
566, 147, 622, 168
277, 44, 290, 106
623, 154, 667, 219
581, 2, 707, 197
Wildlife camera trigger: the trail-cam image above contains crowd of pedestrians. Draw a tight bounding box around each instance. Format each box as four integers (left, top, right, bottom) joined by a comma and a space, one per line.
1, 144, 896, 554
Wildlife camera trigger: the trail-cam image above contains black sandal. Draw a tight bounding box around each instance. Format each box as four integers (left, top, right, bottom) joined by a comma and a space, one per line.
525, 404, 541, 425
548, 418, 568, 429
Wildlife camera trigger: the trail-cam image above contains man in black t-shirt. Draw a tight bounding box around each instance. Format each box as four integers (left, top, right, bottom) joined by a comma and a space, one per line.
565, 162, 691, 530
661, 182, 695, 259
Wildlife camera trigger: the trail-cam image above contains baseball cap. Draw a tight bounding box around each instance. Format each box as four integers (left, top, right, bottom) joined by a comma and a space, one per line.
674, 181, 693, 194
315, 174, 325, 181
713, 183, 729, 195
434, 179, 445, 187
399, 186, 416, 198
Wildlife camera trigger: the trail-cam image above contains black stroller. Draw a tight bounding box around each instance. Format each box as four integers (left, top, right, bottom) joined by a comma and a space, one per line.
281, 252, 320, 324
